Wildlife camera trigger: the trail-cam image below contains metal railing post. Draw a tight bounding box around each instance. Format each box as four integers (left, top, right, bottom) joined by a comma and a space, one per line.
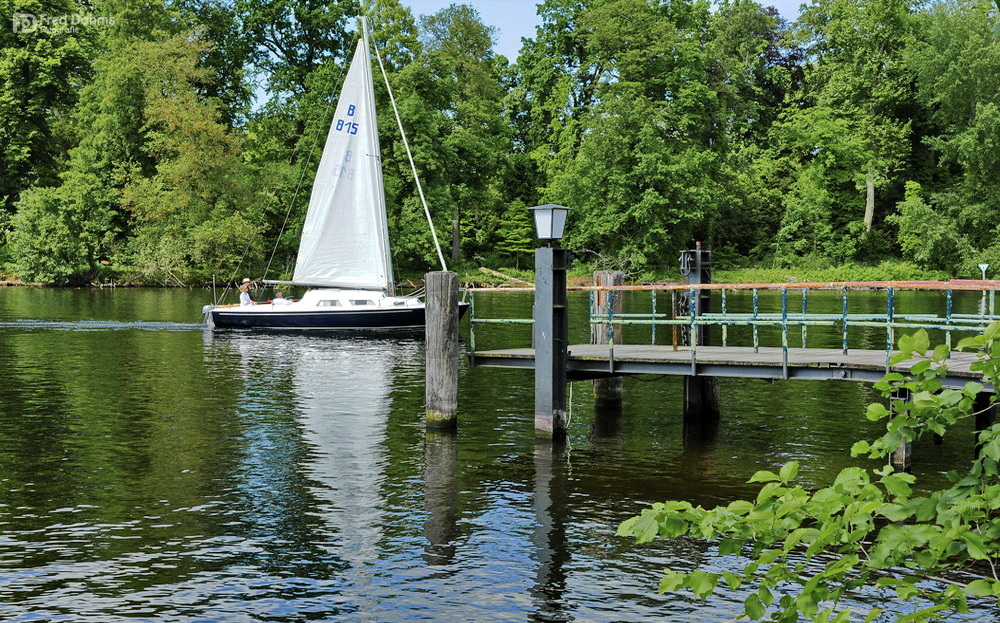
841, 286, 849, 355
801, 288, 808, 348
752, 288, 759, 353
886, 287, 895, 371
781, 287, 788, 379
721, 289, 728, 347
651, 290, 657, 345
608, 289, 615, 373
946, 289, 953, 349
469, 290, 476, 362
671, 290, 678, 350
690, 286, 698, 375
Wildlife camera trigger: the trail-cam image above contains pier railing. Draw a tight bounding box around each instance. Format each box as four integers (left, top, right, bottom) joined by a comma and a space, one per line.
468, 281, 1000, 376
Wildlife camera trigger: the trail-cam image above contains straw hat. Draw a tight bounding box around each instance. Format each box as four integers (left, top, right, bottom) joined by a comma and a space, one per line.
242, 278, 251, 283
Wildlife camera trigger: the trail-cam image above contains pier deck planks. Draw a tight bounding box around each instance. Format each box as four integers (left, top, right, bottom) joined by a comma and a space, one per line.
472, 345, 990, 390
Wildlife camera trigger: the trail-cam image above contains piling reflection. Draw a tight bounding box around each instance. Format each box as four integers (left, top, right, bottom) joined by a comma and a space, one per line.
590, 401, 624, 440
530, 440, 573, 622
423, 430, 460, 565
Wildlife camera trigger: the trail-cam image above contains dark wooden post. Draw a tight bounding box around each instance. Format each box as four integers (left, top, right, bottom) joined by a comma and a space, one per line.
890, 387, 912, 472
534, 247, 570, 438
681, 243, 720, 418
592, 270, 624, 410
426, 271, 459, 429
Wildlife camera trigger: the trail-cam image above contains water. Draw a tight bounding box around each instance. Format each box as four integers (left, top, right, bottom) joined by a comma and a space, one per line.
0, 287, 992, 621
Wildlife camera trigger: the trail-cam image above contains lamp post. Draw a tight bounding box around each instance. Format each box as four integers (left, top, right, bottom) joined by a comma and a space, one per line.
531, 205, 572, 438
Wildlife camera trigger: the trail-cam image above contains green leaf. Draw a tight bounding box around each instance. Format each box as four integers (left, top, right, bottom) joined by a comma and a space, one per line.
721, 569, 742, 590
727, 500, 754, 515
958, 336, 984, 352
748, 470, 781, 483
985, 321, 1000, 342
910, 360, 931, 375
881, 474, 913, 498
719, 538, 743, 556
965, 579, 995, 597
685, 570, 718, 600
866, 403, 890, 421
895, 583, 920, 599
851, 440, 871, 456
932, 344, 951, 362
744, 593, 765, 620
779, 461, 799, 483
658, 570, 685, 593
963, 532, 989, 560
863, 608, 885, 623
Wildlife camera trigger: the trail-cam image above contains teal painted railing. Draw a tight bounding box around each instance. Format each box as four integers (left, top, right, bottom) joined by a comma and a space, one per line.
468, 281, 1000, 377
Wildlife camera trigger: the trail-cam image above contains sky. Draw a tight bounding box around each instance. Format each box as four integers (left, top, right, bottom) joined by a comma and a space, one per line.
401, 0, 807, 60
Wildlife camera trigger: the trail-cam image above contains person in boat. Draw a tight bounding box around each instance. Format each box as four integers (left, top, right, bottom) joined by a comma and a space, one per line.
239, 278, 253, 306
272, 290, 292, 305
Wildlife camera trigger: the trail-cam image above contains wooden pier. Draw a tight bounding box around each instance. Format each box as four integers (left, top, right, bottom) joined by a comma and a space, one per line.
424, 247, 1000, 471
471, 344, 988, 390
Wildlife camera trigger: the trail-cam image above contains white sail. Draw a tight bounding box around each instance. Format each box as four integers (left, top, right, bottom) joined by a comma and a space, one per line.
293, 29, 394, 293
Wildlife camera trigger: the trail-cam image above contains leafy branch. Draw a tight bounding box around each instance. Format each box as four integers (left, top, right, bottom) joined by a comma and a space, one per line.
618, 322, 1000, 622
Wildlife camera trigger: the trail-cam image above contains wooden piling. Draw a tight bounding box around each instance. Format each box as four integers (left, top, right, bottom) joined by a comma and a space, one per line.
680, 244, 720, 419
592, 270, 624, 409
425, 271, 459, 429
890, 387, 912, 472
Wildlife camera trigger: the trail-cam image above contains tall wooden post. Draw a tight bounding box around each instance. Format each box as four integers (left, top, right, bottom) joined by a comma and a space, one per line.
680, 243, 720, 418
534, 247, 570, 438
592, 270, 624, 410
426, 271, 459, 429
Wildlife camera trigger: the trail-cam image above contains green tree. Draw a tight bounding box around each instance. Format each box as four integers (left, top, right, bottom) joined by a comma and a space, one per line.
902, 0, 1000, 275
0, 0, 93, 218
797, 0, 915, 235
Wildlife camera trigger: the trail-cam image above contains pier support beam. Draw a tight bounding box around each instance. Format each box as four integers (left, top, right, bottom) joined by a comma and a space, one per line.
534, 247, 570, 439
680, 243, 720, 419
890, 387, 912, 472
592, 270, 624, 410
425, 271, 460, 429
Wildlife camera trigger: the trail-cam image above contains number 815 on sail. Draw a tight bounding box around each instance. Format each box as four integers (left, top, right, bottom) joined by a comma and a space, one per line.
336, 103, 360, 135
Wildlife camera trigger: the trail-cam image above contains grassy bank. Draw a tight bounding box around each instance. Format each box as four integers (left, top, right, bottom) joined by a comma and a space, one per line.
450, 260, 953, 288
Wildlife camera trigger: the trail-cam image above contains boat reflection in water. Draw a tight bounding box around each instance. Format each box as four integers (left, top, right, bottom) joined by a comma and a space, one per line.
203, 331, 422, 619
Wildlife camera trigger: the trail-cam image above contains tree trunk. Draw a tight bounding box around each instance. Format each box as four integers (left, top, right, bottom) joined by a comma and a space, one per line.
864, 175, 875, 231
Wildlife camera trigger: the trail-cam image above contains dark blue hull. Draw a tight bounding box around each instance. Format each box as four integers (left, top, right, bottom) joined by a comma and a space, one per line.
210, 303, 469, 330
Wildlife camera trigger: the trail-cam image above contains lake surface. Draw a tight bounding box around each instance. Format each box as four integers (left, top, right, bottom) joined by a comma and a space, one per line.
0, 287, 992, 621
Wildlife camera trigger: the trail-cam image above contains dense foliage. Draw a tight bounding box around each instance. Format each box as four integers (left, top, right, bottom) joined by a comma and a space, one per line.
0, 0, 998, 284
619, 324, 1000, 621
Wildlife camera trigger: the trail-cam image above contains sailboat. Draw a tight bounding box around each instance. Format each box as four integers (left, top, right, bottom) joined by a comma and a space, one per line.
204, 19, 467, 330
